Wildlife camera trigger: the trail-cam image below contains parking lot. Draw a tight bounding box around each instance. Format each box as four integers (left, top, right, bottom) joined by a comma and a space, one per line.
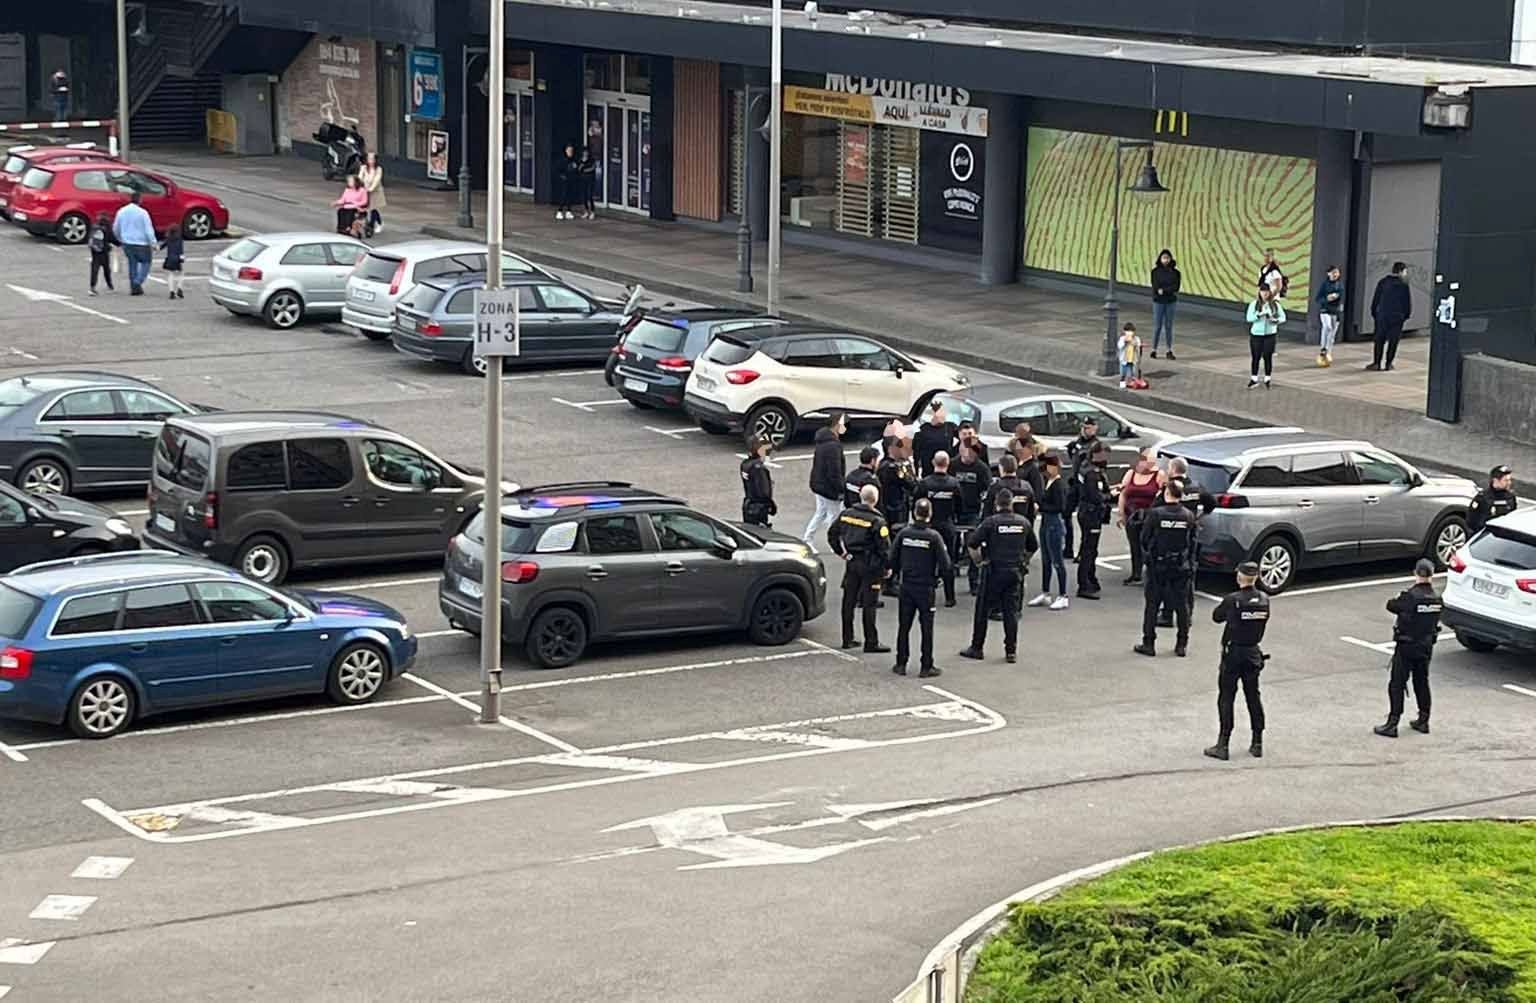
1, 204, 1534, 1002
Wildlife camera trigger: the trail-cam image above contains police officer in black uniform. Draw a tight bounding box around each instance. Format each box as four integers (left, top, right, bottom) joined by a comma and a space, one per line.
952, 442, 992, 594
739, 436, 776, 528
1468, 464, 1518, 535
1374, 559, 1443, 738
828, 483, 891, 653
983, 454, 1036, 621
844, 445, 881, 509
1205, 561, 1270, 760
1074, 444, 1112, 599
1063, 416, 1100, 559
877, 436, 916, 530
1157, 457, 1216, 628
959, 489, 1038, 664
1134, 479, 1195, 658
913, 452, 962, 607
891, 497, 952, 678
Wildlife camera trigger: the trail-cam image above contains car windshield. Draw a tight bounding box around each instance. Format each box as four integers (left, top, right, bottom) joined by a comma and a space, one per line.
462, 512, 539, 554
626, 318, 688, 354
701, 337, 756, 366
3, 155, 28, 174
356, 253, 401, 283
0, 377, 45, 412
1467, 525, 1536, 571
20, 167, 53, 190
0, 583, 41, 639
223, 239, 266, 264
1176, 459, 1238, 495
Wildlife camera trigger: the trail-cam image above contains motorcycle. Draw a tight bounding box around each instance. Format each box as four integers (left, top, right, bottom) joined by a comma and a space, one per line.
314, 119, 366, 181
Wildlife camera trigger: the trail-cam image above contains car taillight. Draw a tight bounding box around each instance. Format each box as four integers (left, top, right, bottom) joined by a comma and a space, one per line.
237, 266, 262, 281
1516, 578, 1536, 594
388, 260, 407, 296
725, 369, 760, 385
1215, 493, 1249, 509
0, 647, 33, 680
501, 560, 539, 584
418, 321, 443, 337
656, 356, 691, 372
1447, 551, 1467, 574
203, 491, 218, 529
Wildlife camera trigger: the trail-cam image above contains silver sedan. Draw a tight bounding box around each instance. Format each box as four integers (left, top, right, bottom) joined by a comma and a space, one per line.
209, 232, 370, 330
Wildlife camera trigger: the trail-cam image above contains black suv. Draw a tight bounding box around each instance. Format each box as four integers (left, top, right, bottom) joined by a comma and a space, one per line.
439, 482, 827, 668
607, 309, 781, 410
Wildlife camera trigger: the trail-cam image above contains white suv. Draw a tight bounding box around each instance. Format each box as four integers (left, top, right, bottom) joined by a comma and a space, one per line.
1443, 507, 1536, 653
682, 324, 969, 445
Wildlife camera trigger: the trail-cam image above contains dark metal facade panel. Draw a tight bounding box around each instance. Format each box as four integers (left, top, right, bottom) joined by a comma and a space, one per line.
236, 0, 434, 46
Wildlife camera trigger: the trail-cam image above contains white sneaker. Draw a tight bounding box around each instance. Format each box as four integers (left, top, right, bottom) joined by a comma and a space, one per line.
375, 222, 383, 233
1027, 593, 1051, 608
1247, 379, 1259, 390
1118, 380, 1127, 389
1049, 595, 1070, 611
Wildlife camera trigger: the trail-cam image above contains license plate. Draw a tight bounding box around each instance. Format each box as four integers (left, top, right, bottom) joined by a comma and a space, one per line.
695, 375, 716, 391
11, 211, 25, 221
350, 287, 375, 302
1473, 577, 1510, 598
153, 512, 176, 534
624, 378, 648, 393
458, 576, 483, 599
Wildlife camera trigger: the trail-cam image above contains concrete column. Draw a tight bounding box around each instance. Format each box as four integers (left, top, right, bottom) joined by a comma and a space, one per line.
649, 56, 675, 221
743, 65, 769, 240
532, 45, 583, 205
1306, 129, 1355, 345
980, 94, 1026, 286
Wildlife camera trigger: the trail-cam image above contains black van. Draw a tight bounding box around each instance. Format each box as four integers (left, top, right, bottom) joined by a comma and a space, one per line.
143, 412, 500, 584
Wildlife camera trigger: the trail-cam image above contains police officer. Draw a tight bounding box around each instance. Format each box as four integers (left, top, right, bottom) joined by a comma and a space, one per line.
983, 454, 1036, 621
891, 498, 952, 679
1134, 478, 1195, 658
1074, 444, 1112, 599
844, 445, 881, 509
877, 436, 916, 529
952, 442, 992, 594
959, 489, 1038, 664
739, 436, 776, 528
1468, 464, 1518, 535
913, 452, 962, 608
913, 401, 958, 478
828, 483, 891, 653
1063, 416, 1100, 559
1204, 561, 1270, 761
1374, 559, 1442, 738
1157, 456, 1216, 628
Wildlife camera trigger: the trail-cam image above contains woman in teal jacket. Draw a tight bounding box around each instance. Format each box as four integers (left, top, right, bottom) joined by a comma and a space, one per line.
1245, 285, 1286, 389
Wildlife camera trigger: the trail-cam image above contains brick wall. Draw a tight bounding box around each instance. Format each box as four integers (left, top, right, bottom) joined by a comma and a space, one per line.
278, 35, 378, 154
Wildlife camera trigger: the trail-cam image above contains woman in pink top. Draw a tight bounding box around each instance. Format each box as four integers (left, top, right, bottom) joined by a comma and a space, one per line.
1117, 447, 1163, 585
333, 175, 369, 236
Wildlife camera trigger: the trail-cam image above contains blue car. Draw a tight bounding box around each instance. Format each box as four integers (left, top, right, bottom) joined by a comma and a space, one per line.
0, 551, 417, 738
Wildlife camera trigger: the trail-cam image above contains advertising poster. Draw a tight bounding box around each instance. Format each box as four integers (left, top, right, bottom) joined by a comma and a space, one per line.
842, 126, 869, 185
427, 129, 450, 181
409, 49, 444, 121
918, 130, 985, 254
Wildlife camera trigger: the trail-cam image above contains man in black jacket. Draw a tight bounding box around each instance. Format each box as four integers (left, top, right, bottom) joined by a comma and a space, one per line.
844, 446, 881, 508
913, 401, 958, 478
1468, 464, 1518, 535
802, 412, 847, 553
952, 442, 992, 594
913, 452, 963, 607
1367, 261, 1413, 372
828, 484, 891, 653
877, 436, 916, 529
891, 498, 952, 678
1375, 559, 1443, 738
1074, 444, 1112, 599
740, 436, 776, 527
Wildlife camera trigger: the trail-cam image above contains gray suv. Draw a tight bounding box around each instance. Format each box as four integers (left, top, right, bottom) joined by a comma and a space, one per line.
1160, 429, 1476, 593
438, 482, 827, 668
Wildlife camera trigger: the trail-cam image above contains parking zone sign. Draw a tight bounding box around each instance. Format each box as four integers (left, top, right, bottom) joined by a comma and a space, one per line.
473, 289, 521, 358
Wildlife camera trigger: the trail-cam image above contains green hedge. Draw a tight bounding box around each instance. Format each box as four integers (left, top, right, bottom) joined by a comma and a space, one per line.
966, 821, 1536, 1002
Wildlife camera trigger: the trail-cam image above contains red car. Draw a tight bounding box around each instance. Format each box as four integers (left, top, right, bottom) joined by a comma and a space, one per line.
0, 144, 121, 218
8, 160, 230, 244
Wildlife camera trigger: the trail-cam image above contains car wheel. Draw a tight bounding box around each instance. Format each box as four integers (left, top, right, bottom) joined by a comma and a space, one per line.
525, 606, 588, 669
462, 351, 488, 377
699, 421, 730, 436
747, 588, 805, 646
326, 642, 388, 705
363, 330, 391, 342
235, 534, 289, 584
182, 208, 214, 240
56, 212, 89, 245
1454, 630, 1499, 653
1428, 514, 1468, 569
746, 404, 796, 447
1253, 535, 1298, 594
68, 676, 135, 739
18, 457, 71, 496
264, 290, 305, 329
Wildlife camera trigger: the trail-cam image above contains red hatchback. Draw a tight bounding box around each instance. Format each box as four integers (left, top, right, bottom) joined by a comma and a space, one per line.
0, 144, 121, 218
9, 161, 229, 244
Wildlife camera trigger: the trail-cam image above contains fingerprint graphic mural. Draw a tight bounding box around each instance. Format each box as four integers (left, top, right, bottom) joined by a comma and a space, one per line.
1024, 128, 1316, 309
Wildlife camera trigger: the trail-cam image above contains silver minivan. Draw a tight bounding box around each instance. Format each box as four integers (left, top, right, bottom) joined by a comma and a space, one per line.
340, 240, 550, 340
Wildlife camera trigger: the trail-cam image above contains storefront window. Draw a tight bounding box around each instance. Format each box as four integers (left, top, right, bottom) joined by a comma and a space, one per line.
782, 113, 840, 230
585, 54, 621, 92
624, 55, 651, 95
507, 48, 533, 82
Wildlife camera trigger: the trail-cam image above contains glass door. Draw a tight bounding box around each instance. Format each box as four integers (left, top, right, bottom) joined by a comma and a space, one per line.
502, 91, 535, 192
585, 102, 652, 213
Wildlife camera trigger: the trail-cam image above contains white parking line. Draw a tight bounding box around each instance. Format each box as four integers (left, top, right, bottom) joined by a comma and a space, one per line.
645, 425, 706, 438
1504, 684, 1536, 700
114, 508, 149, 517
1278, 573, 1445, 598
486, 647, 826, 693
0, 740, 27, 764
551, 396, 628, 412
0, 939, 54, 965
71, 856, 134, 880
1340, 630, 1455, 656
28, 895, 96, 922
331, 575, 440, 590
400, 672, 582, 754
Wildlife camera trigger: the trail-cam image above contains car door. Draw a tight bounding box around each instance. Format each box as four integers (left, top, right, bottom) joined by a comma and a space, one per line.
1348, 450, 1420, 559
359, 438, 454, 557
777, 337, 848, 415
1049, 400, 1139, 477
193, 580, 326, 699
996, 400, 1051, 444
324, 242, 368, 307
69, 168, 117, 219
39, 389, 136, 487
131, 172, 178, 231
0, 489, 54, 571
115, 584, 220, 710
281, 437, 366, 563
1286, 450, 1365, 563
835, 337, 908, 420
278, 242, 334, 307
117, 388, 187, 480
578, 513, 663, 633
532, 283, 612, 360
647, 509, 747, 627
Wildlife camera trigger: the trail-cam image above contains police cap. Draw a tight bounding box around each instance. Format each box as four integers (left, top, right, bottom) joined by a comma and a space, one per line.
1491, 464, 1513, 479
1414, 558, 1436, 578
1236, 561, 1260, 577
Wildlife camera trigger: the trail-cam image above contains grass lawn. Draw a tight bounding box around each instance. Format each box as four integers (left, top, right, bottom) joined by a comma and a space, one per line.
966, 820, 1536, 1002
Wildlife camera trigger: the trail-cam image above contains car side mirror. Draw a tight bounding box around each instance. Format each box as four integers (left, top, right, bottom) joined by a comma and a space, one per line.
712, 533, 740, 557
1119, 426, 1137, 439
1410, 472, 1424, 488
893, 362, 905, 379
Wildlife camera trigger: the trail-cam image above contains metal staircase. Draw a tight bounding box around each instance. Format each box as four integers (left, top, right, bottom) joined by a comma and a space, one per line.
126, 1, 239, 143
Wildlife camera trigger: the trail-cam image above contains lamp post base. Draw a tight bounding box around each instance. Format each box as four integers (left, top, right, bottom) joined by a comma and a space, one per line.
456, 167, 474, 229
1100, 298, 1122, 378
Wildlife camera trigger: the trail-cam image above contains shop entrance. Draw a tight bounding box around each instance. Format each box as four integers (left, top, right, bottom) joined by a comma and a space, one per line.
584, 100, 651, 213
503, 90, 534, 193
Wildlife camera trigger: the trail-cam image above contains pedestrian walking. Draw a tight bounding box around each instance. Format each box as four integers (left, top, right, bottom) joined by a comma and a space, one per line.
1314, 265, 1344, 367
1257, 249, 1287, 299
1074, 444, 1112, 599
1367, 262, 1413, 371
358, 152, 387, 234
112, 193, 156, 296
844, 446, 880, 509
1245, 286, 1285, 389
1150, 249, 1181, 359
828, 484, 891, 654
958, 489, 1038, 664
555, 144, 580, 220
1134, 478, 1196, 657
1375, 559, 1442, 738
1117, 448, 1161, 585
160, 224, 185, 300
1468, 464, 1518, 535
913, 400, 958, 478
891, 497, 951, 678
913, 452, 963, 607
1117, 323, 1141, 389
802, 412, 847, 552
50, 68, 70, 122
87, 212, 115, 295
740, 436, 776, 527
1204, 561, 1271, 761
332, 175, 368, 237
1029, 454, 1070, 610
952, 441, 991, 594
579, 147, 598, 219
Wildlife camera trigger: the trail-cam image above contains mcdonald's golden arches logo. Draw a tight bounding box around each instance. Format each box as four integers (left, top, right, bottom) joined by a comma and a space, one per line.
1155, 109, 1190, 137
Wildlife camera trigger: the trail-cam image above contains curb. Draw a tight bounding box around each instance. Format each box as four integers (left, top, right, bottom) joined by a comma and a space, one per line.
891, 814, 1536, 1003
422, 226, 1491, 484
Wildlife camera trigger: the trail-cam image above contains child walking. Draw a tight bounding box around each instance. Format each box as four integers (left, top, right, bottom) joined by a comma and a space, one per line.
87, 212, 114, 295
1117, 322, 1142, 389
161, 224, 185, 300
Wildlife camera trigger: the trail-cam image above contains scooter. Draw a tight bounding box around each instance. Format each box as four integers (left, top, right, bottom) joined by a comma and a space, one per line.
314, 118, 366, 181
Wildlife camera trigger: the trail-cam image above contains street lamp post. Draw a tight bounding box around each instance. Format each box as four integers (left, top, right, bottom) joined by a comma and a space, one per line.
478, 8, 506, 723
735, 88, 758, 293
115, 0, 130, 159
1101, 140, 1169, 378
457, 47, 484, 230
766, 0, 782, 316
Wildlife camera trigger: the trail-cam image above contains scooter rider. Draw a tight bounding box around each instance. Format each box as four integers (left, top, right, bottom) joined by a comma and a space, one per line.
1205, 561, 1271, 761
1134, 478, 1195, 658
913, 452, 963, 608
891, 497, 952, 679
740, 436, 776, 528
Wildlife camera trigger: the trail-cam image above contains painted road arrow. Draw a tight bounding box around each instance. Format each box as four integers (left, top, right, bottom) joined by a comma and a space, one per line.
7, 283, 128, 325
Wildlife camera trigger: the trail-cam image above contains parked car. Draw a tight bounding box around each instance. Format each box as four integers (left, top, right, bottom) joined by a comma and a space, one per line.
0, 480, 139, 572
1157, 429, 1476, 593
610, 309, 783, 411
341, 240, 552, 341
0, 552, 415, 738
209, 232, 369, 330
142, 411, 511, 585
0, 144, 120, 218
440, 482, 827, 668
392, 273, 635, 375
0, 371, 207, 496
8, 161, 228, 244
682, 324, 970, 445
1443, 507, 1536, 653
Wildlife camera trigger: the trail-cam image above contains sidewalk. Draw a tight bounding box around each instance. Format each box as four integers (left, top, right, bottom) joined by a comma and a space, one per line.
143, 147, 1530, 483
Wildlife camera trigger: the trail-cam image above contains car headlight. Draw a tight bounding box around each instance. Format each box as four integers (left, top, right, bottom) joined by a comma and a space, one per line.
397, 622, 412, 640
105, 518, 133, 536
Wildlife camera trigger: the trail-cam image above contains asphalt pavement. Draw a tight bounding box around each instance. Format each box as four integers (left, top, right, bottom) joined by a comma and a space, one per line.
0, 193, 1532, 1003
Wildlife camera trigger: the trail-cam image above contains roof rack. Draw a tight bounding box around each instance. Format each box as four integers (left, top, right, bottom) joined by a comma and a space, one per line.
514, 481, 635, 494
11, 549, 188, 575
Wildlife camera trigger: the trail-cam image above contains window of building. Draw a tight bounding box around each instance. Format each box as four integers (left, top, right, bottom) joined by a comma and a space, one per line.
584, 54, 621, 92
623, 55, 651, 95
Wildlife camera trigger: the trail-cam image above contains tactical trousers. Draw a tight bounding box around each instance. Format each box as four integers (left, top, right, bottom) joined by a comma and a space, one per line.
895, 586, 936, 671
936, 525, 959, 603
840, 559, 882, 647
1217, 647, 1266, 737
957, 522, 980, 592
970, 565, 1020, 655
1387, 646, 1432, 723
1142, 571, 1191, 647
1076, 516, 1102, 593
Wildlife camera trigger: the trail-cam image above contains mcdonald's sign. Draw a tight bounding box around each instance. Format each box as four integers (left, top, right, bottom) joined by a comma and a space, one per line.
1155, 109, 1190, 137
